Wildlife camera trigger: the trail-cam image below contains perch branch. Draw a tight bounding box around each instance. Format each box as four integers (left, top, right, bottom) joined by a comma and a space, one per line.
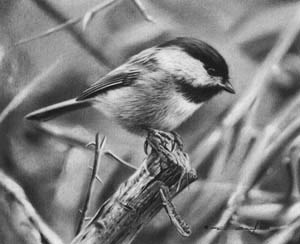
71, 130, 197, 244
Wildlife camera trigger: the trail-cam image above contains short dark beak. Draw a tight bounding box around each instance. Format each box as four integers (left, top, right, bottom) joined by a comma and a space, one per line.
220, 81, 235, 94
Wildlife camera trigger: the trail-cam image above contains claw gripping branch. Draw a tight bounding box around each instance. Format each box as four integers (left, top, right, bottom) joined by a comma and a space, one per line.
72, 130, 197, 244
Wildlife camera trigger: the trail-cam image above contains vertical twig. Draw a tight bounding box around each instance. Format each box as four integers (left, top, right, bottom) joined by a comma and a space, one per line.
76, 133, 106, 235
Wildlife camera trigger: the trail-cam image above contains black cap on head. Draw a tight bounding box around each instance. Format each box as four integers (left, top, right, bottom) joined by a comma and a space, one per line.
158, 37, 229, 82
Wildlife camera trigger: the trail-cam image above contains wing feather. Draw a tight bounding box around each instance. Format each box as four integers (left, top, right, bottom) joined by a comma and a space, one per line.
76, 70, 140, 101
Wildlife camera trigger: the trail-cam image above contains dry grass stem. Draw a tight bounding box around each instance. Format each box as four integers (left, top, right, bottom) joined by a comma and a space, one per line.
76, 134, 106, 235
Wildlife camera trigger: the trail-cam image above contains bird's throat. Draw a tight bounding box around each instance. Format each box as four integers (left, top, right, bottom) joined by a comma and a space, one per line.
176, 82, 221, 104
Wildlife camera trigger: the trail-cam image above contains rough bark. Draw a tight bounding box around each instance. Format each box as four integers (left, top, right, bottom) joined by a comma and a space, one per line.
72, 130, 197, 244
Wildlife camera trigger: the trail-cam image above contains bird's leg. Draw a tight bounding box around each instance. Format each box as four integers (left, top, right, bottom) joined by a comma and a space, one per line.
170, 131, 184, 151
144, 129, 173, 155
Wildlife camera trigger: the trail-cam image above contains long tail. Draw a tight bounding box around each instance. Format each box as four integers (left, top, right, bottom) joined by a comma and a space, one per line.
25, 98, 93, 121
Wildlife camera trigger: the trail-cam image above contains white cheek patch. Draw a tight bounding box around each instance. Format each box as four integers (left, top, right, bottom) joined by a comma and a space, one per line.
155, 46, 212, 86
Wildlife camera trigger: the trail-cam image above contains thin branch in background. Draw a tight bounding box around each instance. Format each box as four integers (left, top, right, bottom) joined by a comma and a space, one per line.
222, 2, 300, 129
214, 3, 300, 161
236, 201, 300, 228
0, 58, 63, 126
81, 0, 123, 31
16, 0, 155, 66
209, 127, 234, 178
131, 0, 155, 23
27, 0, 113, 68
17, 0, 118, 46
236, 203, 285, 223
33, 122, 93, 148
190, 129, 221, 167
104, 150, 137, 171
264, 216, 300, 244
95, 174, 103, 184
15, 18, 79, 46
201, 114, 300, 244
231, 218, 288, 235
285, 147, 300, 201
226, 124, 258, 172
76, 133, 106, 235
246, 118, 300, 190
34, 123, 138, 173
0, 170, 65, 244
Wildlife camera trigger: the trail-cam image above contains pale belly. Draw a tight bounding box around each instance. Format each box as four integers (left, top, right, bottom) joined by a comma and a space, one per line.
93, 87, 202, 135
159, 95, 202, 130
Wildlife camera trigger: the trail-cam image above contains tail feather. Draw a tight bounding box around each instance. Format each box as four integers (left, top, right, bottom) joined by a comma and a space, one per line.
25, 98, 93, 121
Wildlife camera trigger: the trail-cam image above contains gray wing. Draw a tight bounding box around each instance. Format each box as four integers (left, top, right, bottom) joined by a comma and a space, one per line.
76, 70, 140, 101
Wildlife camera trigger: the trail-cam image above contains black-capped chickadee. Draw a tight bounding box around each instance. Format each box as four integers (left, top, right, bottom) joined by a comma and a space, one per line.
25, 37, 235, 135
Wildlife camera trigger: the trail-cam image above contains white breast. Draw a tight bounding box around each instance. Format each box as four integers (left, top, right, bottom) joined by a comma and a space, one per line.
161, 93, 202, 130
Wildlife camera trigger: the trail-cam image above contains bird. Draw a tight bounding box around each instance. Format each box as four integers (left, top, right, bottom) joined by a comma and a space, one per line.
25, 37, 235, 136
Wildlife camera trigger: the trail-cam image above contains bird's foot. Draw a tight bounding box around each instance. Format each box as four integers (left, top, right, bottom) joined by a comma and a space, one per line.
170, 131, 184, 151
144, 129, 179, 154
144, 129, 196, 192
144, 129, 183, 155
